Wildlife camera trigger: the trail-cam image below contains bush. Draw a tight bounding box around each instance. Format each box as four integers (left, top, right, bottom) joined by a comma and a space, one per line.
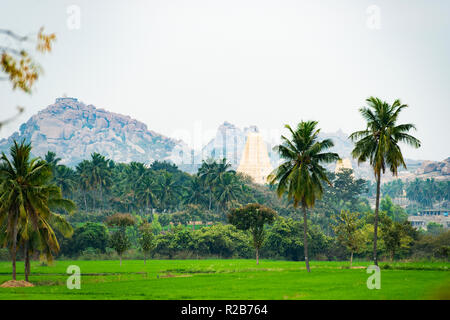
59, 222, 110, 257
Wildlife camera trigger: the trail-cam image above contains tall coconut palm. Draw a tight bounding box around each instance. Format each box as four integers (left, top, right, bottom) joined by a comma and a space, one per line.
53, 165, 76, 198
158, 171, 183, 211
90, 153, 111, 210
136, 174, 159, 214
215, 173, 242, 211
186, 176, 208, 206
198, 159, 219, 210
44, 151, 61, 177
349, 97, 420, 265
20, 208, 74, 281
269, 121, 339, 272
0, 140, 75, 280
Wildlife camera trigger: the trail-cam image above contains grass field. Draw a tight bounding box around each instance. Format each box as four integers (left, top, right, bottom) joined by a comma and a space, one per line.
0, 259, 449, 300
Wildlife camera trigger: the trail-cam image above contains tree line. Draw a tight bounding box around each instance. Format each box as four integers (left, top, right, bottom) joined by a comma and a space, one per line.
4, 96, 450, 282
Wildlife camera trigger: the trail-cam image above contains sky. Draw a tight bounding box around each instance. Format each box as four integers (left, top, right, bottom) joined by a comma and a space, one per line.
1, 0, 449, 160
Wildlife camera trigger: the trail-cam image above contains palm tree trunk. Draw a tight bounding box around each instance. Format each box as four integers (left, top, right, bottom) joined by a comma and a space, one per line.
119, 255, 122, 266
99, 184, 103, 211
144, 253, 146, 265
256, 247, 259, 265
350, 251, 353, 268
208, 187, 212, 211
302, 205, 311, 272
11, 214, 19, 280
84, 192, 88, 211
373, 173, 381, 266
24, 242, 29, 282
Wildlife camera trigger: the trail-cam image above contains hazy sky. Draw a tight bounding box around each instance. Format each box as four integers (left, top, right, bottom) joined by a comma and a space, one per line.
1, 0, 449, 160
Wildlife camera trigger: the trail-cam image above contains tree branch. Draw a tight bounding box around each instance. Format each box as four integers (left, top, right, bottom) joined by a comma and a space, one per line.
0, 29, 30, 42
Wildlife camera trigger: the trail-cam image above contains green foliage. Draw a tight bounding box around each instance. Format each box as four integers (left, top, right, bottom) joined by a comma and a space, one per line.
332, 211, 365, 262
380, 218, 414, 261
427, 222, 444, 236
60, 222, 109, 256
109, 230, 131, 258
0, 139, 74, 280
228, 203, 277, 263
406, 178, 449, 209
269, 121, 340, 208
138, 222, 155, 261
106, 213, 136, 228
349, 96, 421, 265
380, 196, 408, 222
410, 230, 450, 260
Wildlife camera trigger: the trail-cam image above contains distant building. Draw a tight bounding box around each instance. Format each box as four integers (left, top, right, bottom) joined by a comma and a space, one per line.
335, 158, 353, 175
237, 132, 273, 184
408, 209, 450, 230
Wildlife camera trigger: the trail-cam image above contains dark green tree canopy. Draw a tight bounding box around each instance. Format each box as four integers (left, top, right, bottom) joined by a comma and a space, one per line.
228, 203, 277, 231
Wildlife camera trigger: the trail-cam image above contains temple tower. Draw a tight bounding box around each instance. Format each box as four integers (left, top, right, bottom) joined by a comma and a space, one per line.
237, 132, 273, 184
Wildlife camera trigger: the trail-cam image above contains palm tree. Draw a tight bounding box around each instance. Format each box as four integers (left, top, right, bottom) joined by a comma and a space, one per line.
90, 153, 111, 210
269, 121, 339, 272
0, 140, 75, 280
198, 159, 218, 210
198, 158, 234, 211
216, 158, 235, 182
136, 174, 159, 214
186, 176, 207, 206
215, 173, 242, 211
76, 160, 92, 210
157, 171, 183, 211
44, 151, 61, 177
53, 165, 76, 198
349, 97, 420, 265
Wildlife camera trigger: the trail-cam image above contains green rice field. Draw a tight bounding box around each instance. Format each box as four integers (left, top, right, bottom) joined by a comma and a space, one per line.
0, 259, 448, 300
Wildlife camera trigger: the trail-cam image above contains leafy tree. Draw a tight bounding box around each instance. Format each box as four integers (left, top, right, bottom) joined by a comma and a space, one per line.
228, 203, 277, 264
138, 222, 155, 264
60, 222, 109, 256
349, 97, 421, 265
427, 222, 444, 236
380, 218, 413, 261
333, 169, 367, 208
332, 210, 365, 267
269, 120, 339, 272
106, 213, 136, 265
380, 196, 408, 222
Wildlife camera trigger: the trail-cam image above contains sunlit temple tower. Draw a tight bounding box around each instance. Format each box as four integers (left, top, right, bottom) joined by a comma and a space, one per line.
237, 130, 273, 184
334, 158, 354, 176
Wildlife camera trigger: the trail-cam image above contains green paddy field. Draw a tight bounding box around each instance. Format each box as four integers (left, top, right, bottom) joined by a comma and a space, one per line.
0, 260, 448, 300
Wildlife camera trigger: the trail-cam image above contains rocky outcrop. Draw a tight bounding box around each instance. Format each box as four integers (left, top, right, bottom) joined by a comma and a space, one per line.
0, 98, 191, 167
416, 158, 450, 176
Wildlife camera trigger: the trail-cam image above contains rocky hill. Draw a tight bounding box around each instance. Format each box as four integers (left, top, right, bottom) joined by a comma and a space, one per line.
0, 97, 191, 167
1, 98, 447, 182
